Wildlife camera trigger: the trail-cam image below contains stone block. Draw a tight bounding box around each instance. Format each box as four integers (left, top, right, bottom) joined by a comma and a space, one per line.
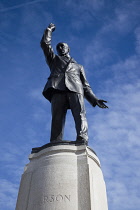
16, 144, 108, 210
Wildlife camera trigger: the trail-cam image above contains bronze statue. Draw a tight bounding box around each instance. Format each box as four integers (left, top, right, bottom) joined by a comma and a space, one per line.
40, 23, 108, 145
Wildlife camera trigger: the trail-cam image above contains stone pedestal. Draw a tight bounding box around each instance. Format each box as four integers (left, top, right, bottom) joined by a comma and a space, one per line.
16, 144, 108, 210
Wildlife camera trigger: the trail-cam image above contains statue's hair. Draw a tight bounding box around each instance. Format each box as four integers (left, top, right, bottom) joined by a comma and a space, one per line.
56, 42, 70, 52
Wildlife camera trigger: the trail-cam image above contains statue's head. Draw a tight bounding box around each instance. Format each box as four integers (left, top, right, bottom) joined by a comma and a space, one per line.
56, 42, 70, 56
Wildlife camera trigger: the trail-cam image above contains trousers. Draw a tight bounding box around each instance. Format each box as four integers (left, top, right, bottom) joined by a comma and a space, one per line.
50, 91, 88, 142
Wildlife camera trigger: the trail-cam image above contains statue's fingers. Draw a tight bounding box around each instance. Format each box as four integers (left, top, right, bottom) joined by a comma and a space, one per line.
101, 103, 108, 108
100, 104, 105, 108
102, 100, 107, 103
104, 104, 109, 108
99, 99, 107, 103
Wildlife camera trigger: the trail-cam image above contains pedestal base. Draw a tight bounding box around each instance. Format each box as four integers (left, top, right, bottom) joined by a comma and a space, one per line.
16, 144, 108, 210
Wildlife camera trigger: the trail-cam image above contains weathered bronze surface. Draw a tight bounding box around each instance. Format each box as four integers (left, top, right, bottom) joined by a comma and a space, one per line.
40, 23, 108, 145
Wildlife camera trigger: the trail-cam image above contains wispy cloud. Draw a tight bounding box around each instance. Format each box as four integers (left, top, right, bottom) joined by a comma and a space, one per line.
87, 72, 140, 209
60, 0, 105, 31
82, 0, 140, 71
0, 179, 18, 210
135, 27, 140, 55
65, 0, 104, 11
77, 2, 140, 209
107, 180, 140, 210
101, 0, 140, 35
0, 0, 45, 13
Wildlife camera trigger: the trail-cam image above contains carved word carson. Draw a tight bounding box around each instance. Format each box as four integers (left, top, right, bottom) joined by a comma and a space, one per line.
37, 194, 71, 206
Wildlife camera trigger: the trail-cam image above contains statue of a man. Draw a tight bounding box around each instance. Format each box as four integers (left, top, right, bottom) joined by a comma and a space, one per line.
40, 23, 108, 144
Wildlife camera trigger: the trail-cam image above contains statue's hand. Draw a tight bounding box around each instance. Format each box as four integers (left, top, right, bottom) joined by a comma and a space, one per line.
96, 99, 108, 109
47, 23, 56, 32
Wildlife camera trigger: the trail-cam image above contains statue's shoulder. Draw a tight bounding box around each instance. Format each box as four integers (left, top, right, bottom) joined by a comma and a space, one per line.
71, 58, 77, 63
70, 59, 84, 70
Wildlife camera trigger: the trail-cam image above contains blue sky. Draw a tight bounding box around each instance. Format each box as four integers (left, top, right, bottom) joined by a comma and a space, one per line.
0, 0, 140, 209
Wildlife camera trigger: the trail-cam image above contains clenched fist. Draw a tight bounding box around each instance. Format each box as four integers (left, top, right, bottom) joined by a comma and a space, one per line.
47, 23, 56, 32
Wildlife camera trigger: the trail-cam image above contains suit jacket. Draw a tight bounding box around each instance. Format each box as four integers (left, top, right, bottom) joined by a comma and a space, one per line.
40, 29, 98, 107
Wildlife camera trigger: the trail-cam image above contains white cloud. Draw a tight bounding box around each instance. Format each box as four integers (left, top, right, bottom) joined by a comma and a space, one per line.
82, 1, 140, 72
83, 38, 117, 69
29, 88, 47, 104
0, 0, 46, 13
101, 1, 140, 35
65, 0, 104, 11
107, 180, 140, 210
135, 27, 140, 55
110, 55, 140, 83
0, 179, 19, 210
88, 74, 140, 145
83, 12, 140, 207
86, 75, 140, 209
63, 0, 105, 31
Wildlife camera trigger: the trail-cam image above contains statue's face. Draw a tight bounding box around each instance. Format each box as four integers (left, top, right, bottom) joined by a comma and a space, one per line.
56, 43, 69, 56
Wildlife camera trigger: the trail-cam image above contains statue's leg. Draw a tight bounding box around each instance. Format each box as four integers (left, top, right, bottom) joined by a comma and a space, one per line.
68, 92, 88, 143
50, 92, 68, 142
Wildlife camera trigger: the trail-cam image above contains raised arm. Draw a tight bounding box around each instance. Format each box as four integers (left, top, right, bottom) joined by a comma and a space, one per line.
40, 23, 56, 67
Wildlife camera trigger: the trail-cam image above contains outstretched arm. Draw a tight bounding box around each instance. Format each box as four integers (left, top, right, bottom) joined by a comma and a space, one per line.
84, 88, 108, 108
85, 89, 108, 108
80, 66, 108, 109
